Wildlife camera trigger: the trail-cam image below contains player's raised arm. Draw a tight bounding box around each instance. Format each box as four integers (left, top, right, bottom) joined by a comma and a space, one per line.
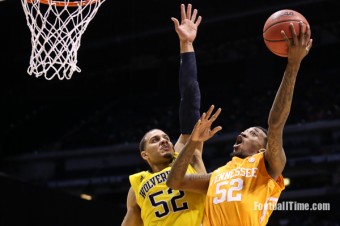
265, 22, 313, 180
167, 105, 222, 193
172, 4, 205, 173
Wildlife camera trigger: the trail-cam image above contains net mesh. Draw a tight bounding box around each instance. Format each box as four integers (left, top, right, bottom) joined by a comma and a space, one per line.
21, 0, 106, 80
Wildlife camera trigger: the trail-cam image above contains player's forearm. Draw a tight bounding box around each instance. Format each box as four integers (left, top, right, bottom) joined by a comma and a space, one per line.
179, 52, 197, 85
179, 52, 200, 134
191, 142, 207, 173
268, 63, 299, 128
265, 63, 298, 180
167, 139, 201, 189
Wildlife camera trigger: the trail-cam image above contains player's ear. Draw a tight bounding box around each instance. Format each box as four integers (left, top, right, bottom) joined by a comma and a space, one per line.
141, 150, 148, 160
258, 148, 266, 153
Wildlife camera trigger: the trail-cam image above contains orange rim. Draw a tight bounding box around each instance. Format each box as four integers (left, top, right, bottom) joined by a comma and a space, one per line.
26, 0, 98, 7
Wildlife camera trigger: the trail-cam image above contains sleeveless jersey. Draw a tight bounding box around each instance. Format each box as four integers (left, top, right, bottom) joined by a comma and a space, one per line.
129, 153, 205, 226
203, 152, 285, 226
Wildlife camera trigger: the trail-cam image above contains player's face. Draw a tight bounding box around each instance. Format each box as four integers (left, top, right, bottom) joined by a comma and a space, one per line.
231, 127, 267, 158
141, 129, 175, 165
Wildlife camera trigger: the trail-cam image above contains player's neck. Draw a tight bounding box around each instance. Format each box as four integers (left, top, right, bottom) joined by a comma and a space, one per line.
150, 162, 171, 173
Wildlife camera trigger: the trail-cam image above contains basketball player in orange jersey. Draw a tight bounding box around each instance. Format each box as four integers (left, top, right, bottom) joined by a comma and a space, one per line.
167, 21, 313, 226
121, 4, 207, 226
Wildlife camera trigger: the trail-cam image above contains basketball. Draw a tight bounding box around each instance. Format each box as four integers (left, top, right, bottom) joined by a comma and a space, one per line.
263, 9, 310, 57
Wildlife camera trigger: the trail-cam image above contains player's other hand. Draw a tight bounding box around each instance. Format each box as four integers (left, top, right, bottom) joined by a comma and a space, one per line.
191, 105, 222, 142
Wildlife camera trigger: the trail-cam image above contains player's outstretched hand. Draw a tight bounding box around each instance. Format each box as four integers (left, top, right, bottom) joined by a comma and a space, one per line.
171, 4, 202, 43
282, 21, 313, 63
191, 105, 222, 143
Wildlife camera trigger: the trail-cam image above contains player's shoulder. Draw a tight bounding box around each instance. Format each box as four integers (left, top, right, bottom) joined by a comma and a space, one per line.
252, 152, 265, 160
242, 152, 265, 166
130, 170, 149, 176
130, 170, 150, 183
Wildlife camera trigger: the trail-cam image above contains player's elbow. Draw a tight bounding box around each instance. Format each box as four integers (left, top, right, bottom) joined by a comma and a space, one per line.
272, 151, 287, 169
281, 153, 287, 170
166, 177, 183, 190
267, 151, 287, 179
166, 172, 184, 190
277, 148, 287, 166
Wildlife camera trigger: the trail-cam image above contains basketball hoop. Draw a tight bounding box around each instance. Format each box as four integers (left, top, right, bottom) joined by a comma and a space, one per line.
21, 0, 106, 80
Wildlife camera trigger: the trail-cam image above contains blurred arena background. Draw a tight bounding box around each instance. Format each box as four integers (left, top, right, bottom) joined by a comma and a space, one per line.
1, 0, 340, 225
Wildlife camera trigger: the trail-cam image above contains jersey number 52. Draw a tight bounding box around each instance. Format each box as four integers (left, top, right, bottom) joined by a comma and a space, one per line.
213, 178, 244, 204
149, 188, 189, 218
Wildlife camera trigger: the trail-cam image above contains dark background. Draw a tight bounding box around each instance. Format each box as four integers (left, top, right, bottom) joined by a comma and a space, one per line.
1, 0, 340, 225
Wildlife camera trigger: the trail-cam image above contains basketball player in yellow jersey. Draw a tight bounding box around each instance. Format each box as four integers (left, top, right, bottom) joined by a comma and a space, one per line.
121, 4, 206, 226
167, 21, 313, 226
128, 151, 206, 226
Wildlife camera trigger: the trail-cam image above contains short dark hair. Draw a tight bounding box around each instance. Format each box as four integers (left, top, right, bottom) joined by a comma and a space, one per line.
255, 126, 268, 135
139, 129, 159, 152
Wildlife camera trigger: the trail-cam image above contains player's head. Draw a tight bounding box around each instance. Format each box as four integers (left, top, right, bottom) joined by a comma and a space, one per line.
139, 129, 175, 168
230, 126, 268, 158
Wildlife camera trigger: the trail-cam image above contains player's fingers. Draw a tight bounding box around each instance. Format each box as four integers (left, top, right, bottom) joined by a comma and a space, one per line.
195, 16, 202, 27
211, 126, 223, 136
306, 24, 311, 38
306, 39, 313, 54
304, 24, 311, 44
281, 30, 290, 45
191, 9, 197, 22
193, 119, 202, 132
200, 112, 207, 121
290, 23, 298, 45
180, 4, 186, 21
205, 105, 215, 120
171, 17, 180, 29
186, 4, 192, 20
299, 21, 306, 44
210, 108, 222, 122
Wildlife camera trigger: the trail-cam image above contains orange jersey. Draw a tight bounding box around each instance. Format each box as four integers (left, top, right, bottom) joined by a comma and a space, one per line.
203, 152, 284, 226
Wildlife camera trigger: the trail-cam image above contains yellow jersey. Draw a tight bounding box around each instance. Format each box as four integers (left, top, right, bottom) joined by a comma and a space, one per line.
129, 153, 205, 226
203, 152, 284, 226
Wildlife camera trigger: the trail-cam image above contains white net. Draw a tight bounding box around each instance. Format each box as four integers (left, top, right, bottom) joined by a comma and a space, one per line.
21, 0, 106, 80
